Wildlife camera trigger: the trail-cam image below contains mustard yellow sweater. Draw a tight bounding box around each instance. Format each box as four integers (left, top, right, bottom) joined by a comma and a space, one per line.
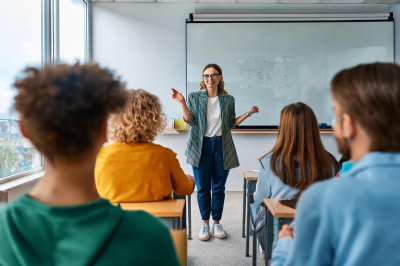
95, 142, 194, 203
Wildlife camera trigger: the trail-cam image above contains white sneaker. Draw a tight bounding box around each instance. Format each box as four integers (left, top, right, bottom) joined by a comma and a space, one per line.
212, 223, 227, 239
198, 223, 210, 241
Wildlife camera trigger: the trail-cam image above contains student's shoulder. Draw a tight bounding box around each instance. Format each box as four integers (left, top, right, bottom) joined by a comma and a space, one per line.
0, 204, 8, 216
148, 143, 177, 157
299, 177, 356, 211
0, 197, 27, 220
121, 210, 170, 235
259, 153, 273, 168
97, 142, 123, 156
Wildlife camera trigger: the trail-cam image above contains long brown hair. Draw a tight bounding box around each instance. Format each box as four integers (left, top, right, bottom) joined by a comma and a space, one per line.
199, 63, 228, 95
331, 63, 400, 152
259, 102, 339, 189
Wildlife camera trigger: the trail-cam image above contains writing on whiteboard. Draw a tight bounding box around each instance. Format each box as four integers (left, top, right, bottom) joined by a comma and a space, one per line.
238, 56, 295, 98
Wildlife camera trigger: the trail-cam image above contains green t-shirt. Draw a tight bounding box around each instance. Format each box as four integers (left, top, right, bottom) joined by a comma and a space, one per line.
0, 195, 180, 266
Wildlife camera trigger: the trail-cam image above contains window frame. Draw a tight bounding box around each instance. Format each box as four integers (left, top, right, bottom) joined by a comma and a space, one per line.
53, 0, 90, 64
0, 0, 90, 185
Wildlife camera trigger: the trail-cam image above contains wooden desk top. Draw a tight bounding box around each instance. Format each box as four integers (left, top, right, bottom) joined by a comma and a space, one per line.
263, 198, 296, 218
242, 170, 258, 181
120, 199, 185, 217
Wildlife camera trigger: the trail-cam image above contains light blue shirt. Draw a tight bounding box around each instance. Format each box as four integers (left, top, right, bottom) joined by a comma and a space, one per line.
272, 152, 400, 266
253, 154, 300, 216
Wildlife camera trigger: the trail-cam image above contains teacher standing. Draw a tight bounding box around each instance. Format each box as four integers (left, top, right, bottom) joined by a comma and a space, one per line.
172, 63, 259, 241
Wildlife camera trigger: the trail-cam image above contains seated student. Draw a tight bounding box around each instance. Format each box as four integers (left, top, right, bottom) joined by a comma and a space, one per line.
252, 102, 339, 253
0, 64, 180, 266
95, 89, 195, 203
272, 62, 400, 266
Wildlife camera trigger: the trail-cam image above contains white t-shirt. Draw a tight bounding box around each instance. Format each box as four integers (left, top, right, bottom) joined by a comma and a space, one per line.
204, 96, 222, 137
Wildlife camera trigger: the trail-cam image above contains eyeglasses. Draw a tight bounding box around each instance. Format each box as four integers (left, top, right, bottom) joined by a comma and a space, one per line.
202, 74, 221, 80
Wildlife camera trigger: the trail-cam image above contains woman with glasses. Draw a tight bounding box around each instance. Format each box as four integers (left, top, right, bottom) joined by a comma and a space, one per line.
172, 63, 259, 241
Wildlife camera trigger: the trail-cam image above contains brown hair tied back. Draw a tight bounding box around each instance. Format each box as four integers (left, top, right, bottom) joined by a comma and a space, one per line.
259, 102, 340, 190
199, 63, 228, 95
108, 89, 167, 143
331, 62, 400, 152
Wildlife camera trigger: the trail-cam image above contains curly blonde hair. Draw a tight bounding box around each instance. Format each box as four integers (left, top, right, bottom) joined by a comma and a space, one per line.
199, 63, 228, 95
108, 89, 167, 143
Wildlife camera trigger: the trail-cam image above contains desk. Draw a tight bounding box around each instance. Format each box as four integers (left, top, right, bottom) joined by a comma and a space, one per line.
263, 198, 296, 265
242, 170, 258, 257
121, 199, 185, 230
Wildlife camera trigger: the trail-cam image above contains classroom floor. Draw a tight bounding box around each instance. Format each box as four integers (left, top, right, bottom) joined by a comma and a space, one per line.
188, 192, 265, 266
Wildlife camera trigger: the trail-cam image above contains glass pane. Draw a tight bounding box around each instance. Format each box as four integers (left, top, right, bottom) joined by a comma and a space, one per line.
59, 0, 85, 64
0, 0, 42, 179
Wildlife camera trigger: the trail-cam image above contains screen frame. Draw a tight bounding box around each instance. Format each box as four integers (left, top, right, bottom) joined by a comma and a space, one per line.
186, 15, 394, 129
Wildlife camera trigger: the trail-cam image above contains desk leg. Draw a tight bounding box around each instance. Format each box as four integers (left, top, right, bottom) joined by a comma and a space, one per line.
246, 180, 251, 257
187, 195, 192, 240
276, 218, 283, 248
242, 177, 246, 238
252, 223, 257, 266
265, 208, 274, 265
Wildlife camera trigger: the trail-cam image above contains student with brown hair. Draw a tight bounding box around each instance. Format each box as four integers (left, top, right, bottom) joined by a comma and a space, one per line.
95, 89, 195, 203
252, 102, 339, 253
272, 63, 400, 266
0, 64, 180, 266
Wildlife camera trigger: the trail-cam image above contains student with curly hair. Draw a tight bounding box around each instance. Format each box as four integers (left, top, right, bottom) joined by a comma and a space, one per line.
0, 63, 180, 266
95, 89, 195, 203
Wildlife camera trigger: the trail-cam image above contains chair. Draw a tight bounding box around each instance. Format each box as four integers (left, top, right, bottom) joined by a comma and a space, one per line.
170, 229, 188, 266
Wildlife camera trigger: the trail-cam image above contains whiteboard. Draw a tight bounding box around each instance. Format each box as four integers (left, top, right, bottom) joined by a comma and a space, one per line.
186, 21, 394, 127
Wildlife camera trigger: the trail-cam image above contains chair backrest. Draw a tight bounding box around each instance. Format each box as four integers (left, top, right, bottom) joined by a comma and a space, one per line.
170, 229, 187, 266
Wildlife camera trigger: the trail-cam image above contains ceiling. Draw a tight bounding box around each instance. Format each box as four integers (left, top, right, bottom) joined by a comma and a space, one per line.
91, 0, 400, 3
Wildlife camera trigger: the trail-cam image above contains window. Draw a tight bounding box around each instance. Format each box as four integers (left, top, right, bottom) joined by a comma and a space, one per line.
59, 0, 86, 64
0, 0, 89, 183
0, 0, 43, 181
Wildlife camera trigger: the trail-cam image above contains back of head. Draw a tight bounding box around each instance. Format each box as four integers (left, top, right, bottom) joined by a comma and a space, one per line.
260, 102, 339, 189
108, 89, 166, 143
331, 62, 400, 152
14, 63, 127, 161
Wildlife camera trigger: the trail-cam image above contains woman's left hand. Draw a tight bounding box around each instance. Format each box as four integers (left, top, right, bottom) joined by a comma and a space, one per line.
249, 106, 259, 115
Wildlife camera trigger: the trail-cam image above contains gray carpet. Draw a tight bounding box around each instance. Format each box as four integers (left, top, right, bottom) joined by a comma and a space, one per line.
188, 192, 265, 266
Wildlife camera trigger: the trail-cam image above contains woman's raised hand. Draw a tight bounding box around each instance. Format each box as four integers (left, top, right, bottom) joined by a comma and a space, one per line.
249, 106, 260, 115
171, 88, 185, 104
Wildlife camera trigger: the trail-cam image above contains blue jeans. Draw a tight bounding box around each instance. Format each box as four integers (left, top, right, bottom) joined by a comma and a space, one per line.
192, 136, 229, 221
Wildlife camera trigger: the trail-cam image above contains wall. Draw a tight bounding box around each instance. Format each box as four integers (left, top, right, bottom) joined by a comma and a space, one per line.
7, 181, 37, 202
0, 180, 38, 203
92, 3, 389, 191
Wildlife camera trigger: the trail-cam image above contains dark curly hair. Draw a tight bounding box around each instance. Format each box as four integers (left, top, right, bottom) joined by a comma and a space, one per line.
13, 63, 127, 160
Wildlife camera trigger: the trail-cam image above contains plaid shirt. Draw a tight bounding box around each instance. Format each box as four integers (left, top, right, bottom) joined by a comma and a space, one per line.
183, 90, 240, 170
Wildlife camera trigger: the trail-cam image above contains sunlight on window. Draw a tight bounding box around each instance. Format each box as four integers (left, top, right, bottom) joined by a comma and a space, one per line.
59, 0, 85, 64
0, 0, 42, 179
